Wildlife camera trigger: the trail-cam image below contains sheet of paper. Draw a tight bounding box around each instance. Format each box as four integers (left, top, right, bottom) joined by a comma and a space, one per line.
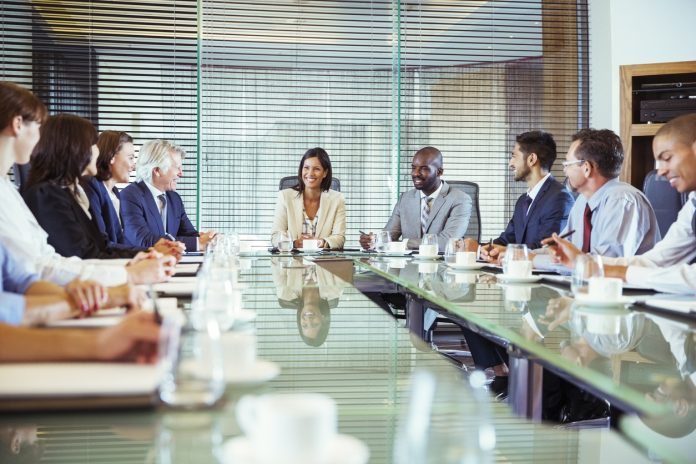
153, 281, 196, 296
0, 363, 161, 397
47, 299, 180, 328
175, 263, 200, 275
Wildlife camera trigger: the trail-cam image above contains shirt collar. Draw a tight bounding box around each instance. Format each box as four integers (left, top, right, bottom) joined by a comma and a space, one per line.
144, 180, 165, 200
527, 173, 551, 201
420, 181, 444, 201
586, 177, 620, 211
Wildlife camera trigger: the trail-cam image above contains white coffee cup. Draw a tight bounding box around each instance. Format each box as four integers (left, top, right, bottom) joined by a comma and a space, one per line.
588, 277, 622, 301
236, 393, 337, 464
221, 331, 256, 372
419, 244, 438, 257
302, 239, 320, 250
455, 251, 476, 265
505, 260, 532, 278
388, 240, 407, 252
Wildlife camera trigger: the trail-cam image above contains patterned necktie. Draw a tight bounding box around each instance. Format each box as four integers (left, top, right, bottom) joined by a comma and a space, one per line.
421, 196, 433, 234
158, 194, 167, 232
582, 203, 593, 253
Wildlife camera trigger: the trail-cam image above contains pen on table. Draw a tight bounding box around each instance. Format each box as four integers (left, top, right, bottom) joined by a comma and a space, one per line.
147, 285, 163, 325
542, 229, 576, 248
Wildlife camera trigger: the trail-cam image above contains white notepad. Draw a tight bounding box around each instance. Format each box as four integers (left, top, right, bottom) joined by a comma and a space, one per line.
46, 298, 180, 328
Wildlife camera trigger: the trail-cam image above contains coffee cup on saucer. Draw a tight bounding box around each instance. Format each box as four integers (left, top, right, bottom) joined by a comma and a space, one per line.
236, 393, 337, 464
388, 240, 408, 253
455, 251, 477, 266
504, 260, 532, 278
587, 277, 622, 301
303, 239, 320, 250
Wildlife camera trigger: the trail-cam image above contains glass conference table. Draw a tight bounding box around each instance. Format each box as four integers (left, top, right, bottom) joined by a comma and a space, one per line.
0, 254, 681, 463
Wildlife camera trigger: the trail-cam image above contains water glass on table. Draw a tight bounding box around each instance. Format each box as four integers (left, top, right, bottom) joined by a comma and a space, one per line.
419, 233, 438, 257
502, 244, 531, 277
571, 254, 604, 296
277, 231, 293, 252
375, 230, 391, 253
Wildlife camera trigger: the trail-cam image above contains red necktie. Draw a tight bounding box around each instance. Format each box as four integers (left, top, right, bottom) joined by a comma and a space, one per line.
582, 203, 593, 253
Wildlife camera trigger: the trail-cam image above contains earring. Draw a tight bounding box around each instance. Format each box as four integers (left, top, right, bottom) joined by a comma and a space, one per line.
110, 159, 115, 164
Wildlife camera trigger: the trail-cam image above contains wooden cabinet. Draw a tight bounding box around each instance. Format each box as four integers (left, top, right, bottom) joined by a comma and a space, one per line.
619, 60, 696, 189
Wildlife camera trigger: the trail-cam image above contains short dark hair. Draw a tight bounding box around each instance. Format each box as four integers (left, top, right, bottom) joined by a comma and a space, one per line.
656, 113, 696, 147
95, 131, 133, 181
571, 128, 623, 179
0, 81, 47, 129
27, 114, 98, 189
516, 131, 557, 171
293, 147, 333, 192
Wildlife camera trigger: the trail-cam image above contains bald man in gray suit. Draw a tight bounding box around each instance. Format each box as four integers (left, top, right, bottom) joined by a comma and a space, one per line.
360, 147, 472, 252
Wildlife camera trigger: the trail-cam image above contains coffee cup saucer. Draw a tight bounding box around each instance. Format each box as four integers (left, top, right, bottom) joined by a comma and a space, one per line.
496, 274, 541, 284
412, 253, 442, 260
376, 250, 412, 256
223, 433, 369, 464
224, 359, 280, 385
295, 247, 322, 253
573, 293, 635, 308
444, 262, 486, 271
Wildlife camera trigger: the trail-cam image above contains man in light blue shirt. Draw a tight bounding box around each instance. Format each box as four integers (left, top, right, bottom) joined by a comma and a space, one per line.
0, 242, 39, 325
561, 128, 660, 257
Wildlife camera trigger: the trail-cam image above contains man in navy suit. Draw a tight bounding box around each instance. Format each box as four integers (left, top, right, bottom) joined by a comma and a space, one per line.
461, 131, 574, 396
120, 140, 216, 251
468, 131, 575, 256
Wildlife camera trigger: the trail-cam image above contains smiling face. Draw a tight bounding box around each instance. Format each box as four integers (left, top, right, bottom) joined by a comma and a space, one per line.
111, 141, 135, 183
509, 142, 531, 182
654, 134, 696, 193
411, 151, 442, 195
152, 150, 182, 192
301, 156, 328, 190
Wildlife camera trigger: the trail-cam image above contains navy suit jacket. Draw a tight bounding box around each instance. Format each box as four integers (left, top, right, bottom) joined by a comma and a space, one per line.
120, 180, 199, 250
494, 176, 575, 249
81, 176, 146, 253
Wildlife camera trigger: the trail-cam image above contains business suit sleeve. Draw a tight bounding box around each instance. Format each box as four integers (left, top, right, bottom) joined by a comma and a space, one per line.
323, 193, 346, 250
528, 189, 574, 249
170, 193, 199, 251
271, 190, 290, 247
384, 193, 405, 242
23, 184, 126, 259
121, 187, 165, 248
494, 197, 519, 246
436, 191, 472, 249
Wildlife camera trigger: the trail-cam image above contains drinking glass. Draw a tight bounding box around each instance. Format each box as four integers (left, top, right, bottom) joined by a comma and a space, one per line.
193, 267, 237, 331
422, 233, 437, 247
159, 312, 225, 409
277, 231, 293, 252
444, 238, 463, 264
571, 253, 604, 296
375, 230, 391, 253
502, 244, 530, 276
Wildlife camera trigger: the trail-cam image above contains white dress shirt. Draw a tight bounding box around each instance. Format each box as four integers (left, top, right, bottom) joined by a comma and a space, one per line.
604, 193, 696, 294
526, 173, 551, 214
0, 177, 128, 286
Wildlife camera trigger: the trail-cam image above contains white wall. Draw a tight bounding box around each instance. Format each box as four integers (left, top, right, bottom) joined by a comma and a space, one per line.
589, 0, 696, 131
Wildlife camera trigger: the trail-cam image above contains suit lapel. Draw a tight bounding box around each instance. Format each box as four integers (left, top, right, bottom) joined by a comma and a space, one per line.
138, 181, 165, 235
424, 182, 448, 233
315, 191, 329, 237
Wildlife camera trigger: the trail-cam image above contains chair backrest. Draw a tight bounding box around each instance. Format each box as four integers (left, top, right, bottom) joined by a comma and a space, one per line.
643, 169, 687, 237
278, 176, 341, 192
446, 180, 481, 242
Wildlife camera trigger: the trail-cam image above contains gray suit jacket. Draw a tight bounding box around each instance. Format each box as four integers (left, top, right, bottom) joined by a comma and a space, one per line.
384, 181, 472, 251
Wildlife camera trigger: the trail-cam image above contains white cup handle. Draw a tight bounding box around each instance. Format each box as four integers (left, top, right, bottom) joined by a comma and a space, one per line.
236, 395, 259, 437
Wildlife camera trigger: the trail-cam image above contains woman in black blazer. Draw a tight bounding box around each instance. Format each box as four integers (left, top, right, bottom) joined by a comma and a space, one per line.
22, 114, 138, 259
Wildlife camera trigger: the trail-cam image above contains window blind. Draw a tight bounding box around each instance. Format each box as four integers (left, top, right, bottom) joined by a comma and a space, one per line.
1, 0, 589, 243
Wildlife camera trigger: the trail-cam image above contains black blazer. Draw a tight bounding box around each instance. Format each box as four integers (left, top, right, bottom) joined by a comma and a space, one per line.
494, 176, 575, 249
22, 182, 137, 259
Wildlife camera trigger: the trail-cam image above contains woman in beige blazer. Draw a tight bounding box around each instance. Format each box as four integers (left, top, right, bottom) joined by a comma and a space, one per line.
271, 147, 346, 249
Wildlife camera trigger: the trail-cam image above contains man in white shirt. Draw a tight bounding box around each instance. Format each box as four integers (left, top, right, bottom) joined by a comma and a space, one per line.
0, 81, 174, 286
548, 114, 696, 294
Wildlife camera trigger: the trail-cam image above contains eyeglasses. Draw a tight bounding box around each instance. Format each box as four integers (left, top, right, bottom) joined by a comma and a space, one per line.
561, 159, 586, 168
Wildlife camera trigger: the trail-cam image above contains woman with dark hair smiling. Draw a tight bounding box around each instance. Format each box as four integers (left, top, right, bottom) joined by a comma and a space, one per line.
22, 114, 138, 259
271, 147, 346, 249
81, 130, 181, 258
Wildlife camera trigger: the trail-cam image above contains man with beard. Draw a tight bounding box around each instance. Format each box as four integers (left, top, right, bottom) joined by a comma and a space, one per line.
359, 146, 472, 252
475, 131, 574, 256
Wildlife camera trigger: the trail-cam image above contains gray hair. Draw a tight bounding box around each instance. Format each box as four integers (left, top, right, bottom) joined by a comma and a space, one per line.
135, 139, 186, 183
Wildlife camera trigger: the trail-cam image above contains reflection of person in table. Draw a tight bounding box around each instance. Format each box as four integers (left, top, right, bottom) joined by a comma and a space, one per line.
0, 424, 41, 463
271, 258, 347, 346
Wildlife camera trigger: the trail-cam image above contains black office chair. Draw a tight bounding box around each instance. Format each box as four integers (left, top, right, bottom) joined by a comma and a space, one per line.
447, 180, 481, 242
643, 169, 688, 237
278, 176, 341, 192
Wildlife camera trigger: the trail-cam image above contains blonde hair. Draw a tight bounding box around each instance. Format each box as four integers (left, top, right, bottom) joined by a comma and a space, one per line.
135, 139, 186, 182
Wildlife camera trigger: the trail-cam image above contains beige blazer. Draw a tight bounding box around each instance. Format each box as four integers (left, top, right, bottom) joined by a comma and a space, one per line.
271, 188, 346, 249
